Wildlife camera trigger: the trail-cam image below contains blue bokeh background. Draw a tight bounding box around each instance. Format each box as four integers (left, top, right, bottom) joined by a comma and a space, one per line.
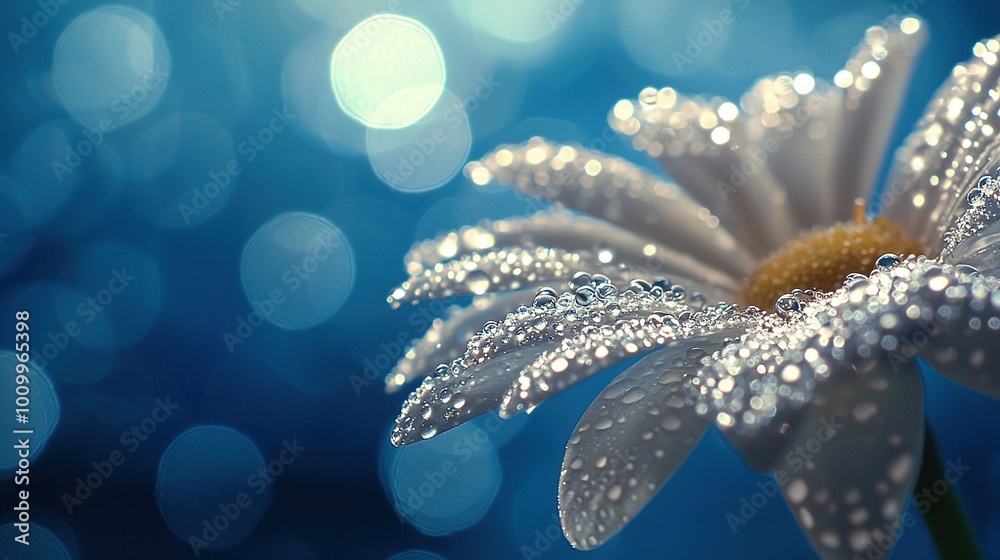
2, 1, 1000, 559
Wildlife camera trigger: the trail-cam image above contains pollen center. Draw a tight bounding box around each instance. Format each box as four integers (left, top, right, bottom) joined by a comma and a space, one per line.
742, 210, 924, 310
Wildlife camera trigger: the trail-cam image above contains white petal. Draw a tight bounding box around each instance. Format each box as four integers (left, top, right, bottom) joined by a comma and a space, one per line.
501, 303, 757, 417
881, 29, 999, 251
387, 246, 626, 306
558, 336, 725, 550
833, 17, 926, 221
465, 138, 756, 275
385, 291, 532, 393
403, 209, 742, 302
392, 344, 556, 446
902, 260, 1000, 400
707, 257, 1000, 468
610, 90, 796, 257
393, 276, 719, 444
940, 153, 1000, 275
741, 74, 843, 227
772, 358, 924, 560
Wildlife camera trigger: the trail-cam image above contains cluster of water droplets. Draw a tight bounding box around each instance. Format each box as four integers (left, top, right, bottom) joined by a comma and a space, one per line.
698, 253, 1000, 444
392, 272, 725, 446
941, 168, 1000, 255
387, 245, 634, 308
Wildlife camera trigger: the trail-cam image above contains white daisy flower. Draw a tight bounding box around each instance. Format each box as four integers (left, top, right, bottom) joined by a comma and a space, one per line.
387, 16, 1000, 559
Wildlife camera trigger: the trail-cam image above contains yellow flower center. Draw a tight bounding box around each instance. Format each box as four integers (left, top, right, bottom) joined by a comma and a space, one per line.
742, 201, 925, 310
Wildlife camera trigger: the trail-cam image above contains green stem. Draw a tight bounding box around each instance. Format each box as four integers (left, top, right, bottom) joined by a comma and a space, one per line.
916, 423, 982, 560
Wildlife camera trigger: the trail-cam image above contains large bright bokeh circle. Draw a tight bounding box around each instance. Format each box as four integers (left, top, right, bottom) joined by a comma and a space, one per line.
331, 15, 445, 129
52, 5, 171, 129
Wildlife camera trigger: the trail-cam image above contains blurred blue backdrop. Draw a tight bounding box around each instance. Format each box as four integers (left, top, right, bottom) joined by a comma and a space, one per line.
2, 1, 1000, 559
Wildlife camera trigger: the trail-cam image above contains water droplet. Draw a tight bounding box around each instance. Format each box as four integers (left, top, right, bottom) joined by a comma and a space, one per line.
452, 393, 466, 409
661, 416, 682, 431
670, 284, 686, 299
530, 316, 548, 331
842, 272, 869, 289
774, 293, 801, 316
465, 270, 491, 295
619, 387, 646, 404
956, 264, 979, 276
595, 283, 617, 300
606, 484, 623, 502
590, 274, 610, 286
420, 403, 432, 419
439, 388, 452, 403
875, 253, 901, 273
594, 416, 614, 430
420, 423, 438, 439
533, 286, 557, 309
569, 271, 591, 290
575, 286, 597, 306
967, 187, 985, 207
628, 279, 651, 293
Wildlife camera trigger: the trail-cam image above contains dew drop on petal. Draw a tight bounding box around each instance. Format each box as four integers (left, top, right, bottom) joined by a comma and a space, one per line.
875, 253, 901, 272
619, 387, 646, 404
465, 270, 491, 295
420, 422, 438, 439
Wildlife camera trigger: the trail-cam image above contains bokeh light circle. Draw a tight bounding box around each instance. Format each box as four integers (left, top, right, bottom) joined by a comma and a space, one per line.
157, 425, 272, 551
52, 5, 171, 129
0, 522, 72, 559
241, 212, 355, 330
382, 422, 502, 536
367, 90, 472, 193
331, 15, 445, 129
1, 351, 60, 480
